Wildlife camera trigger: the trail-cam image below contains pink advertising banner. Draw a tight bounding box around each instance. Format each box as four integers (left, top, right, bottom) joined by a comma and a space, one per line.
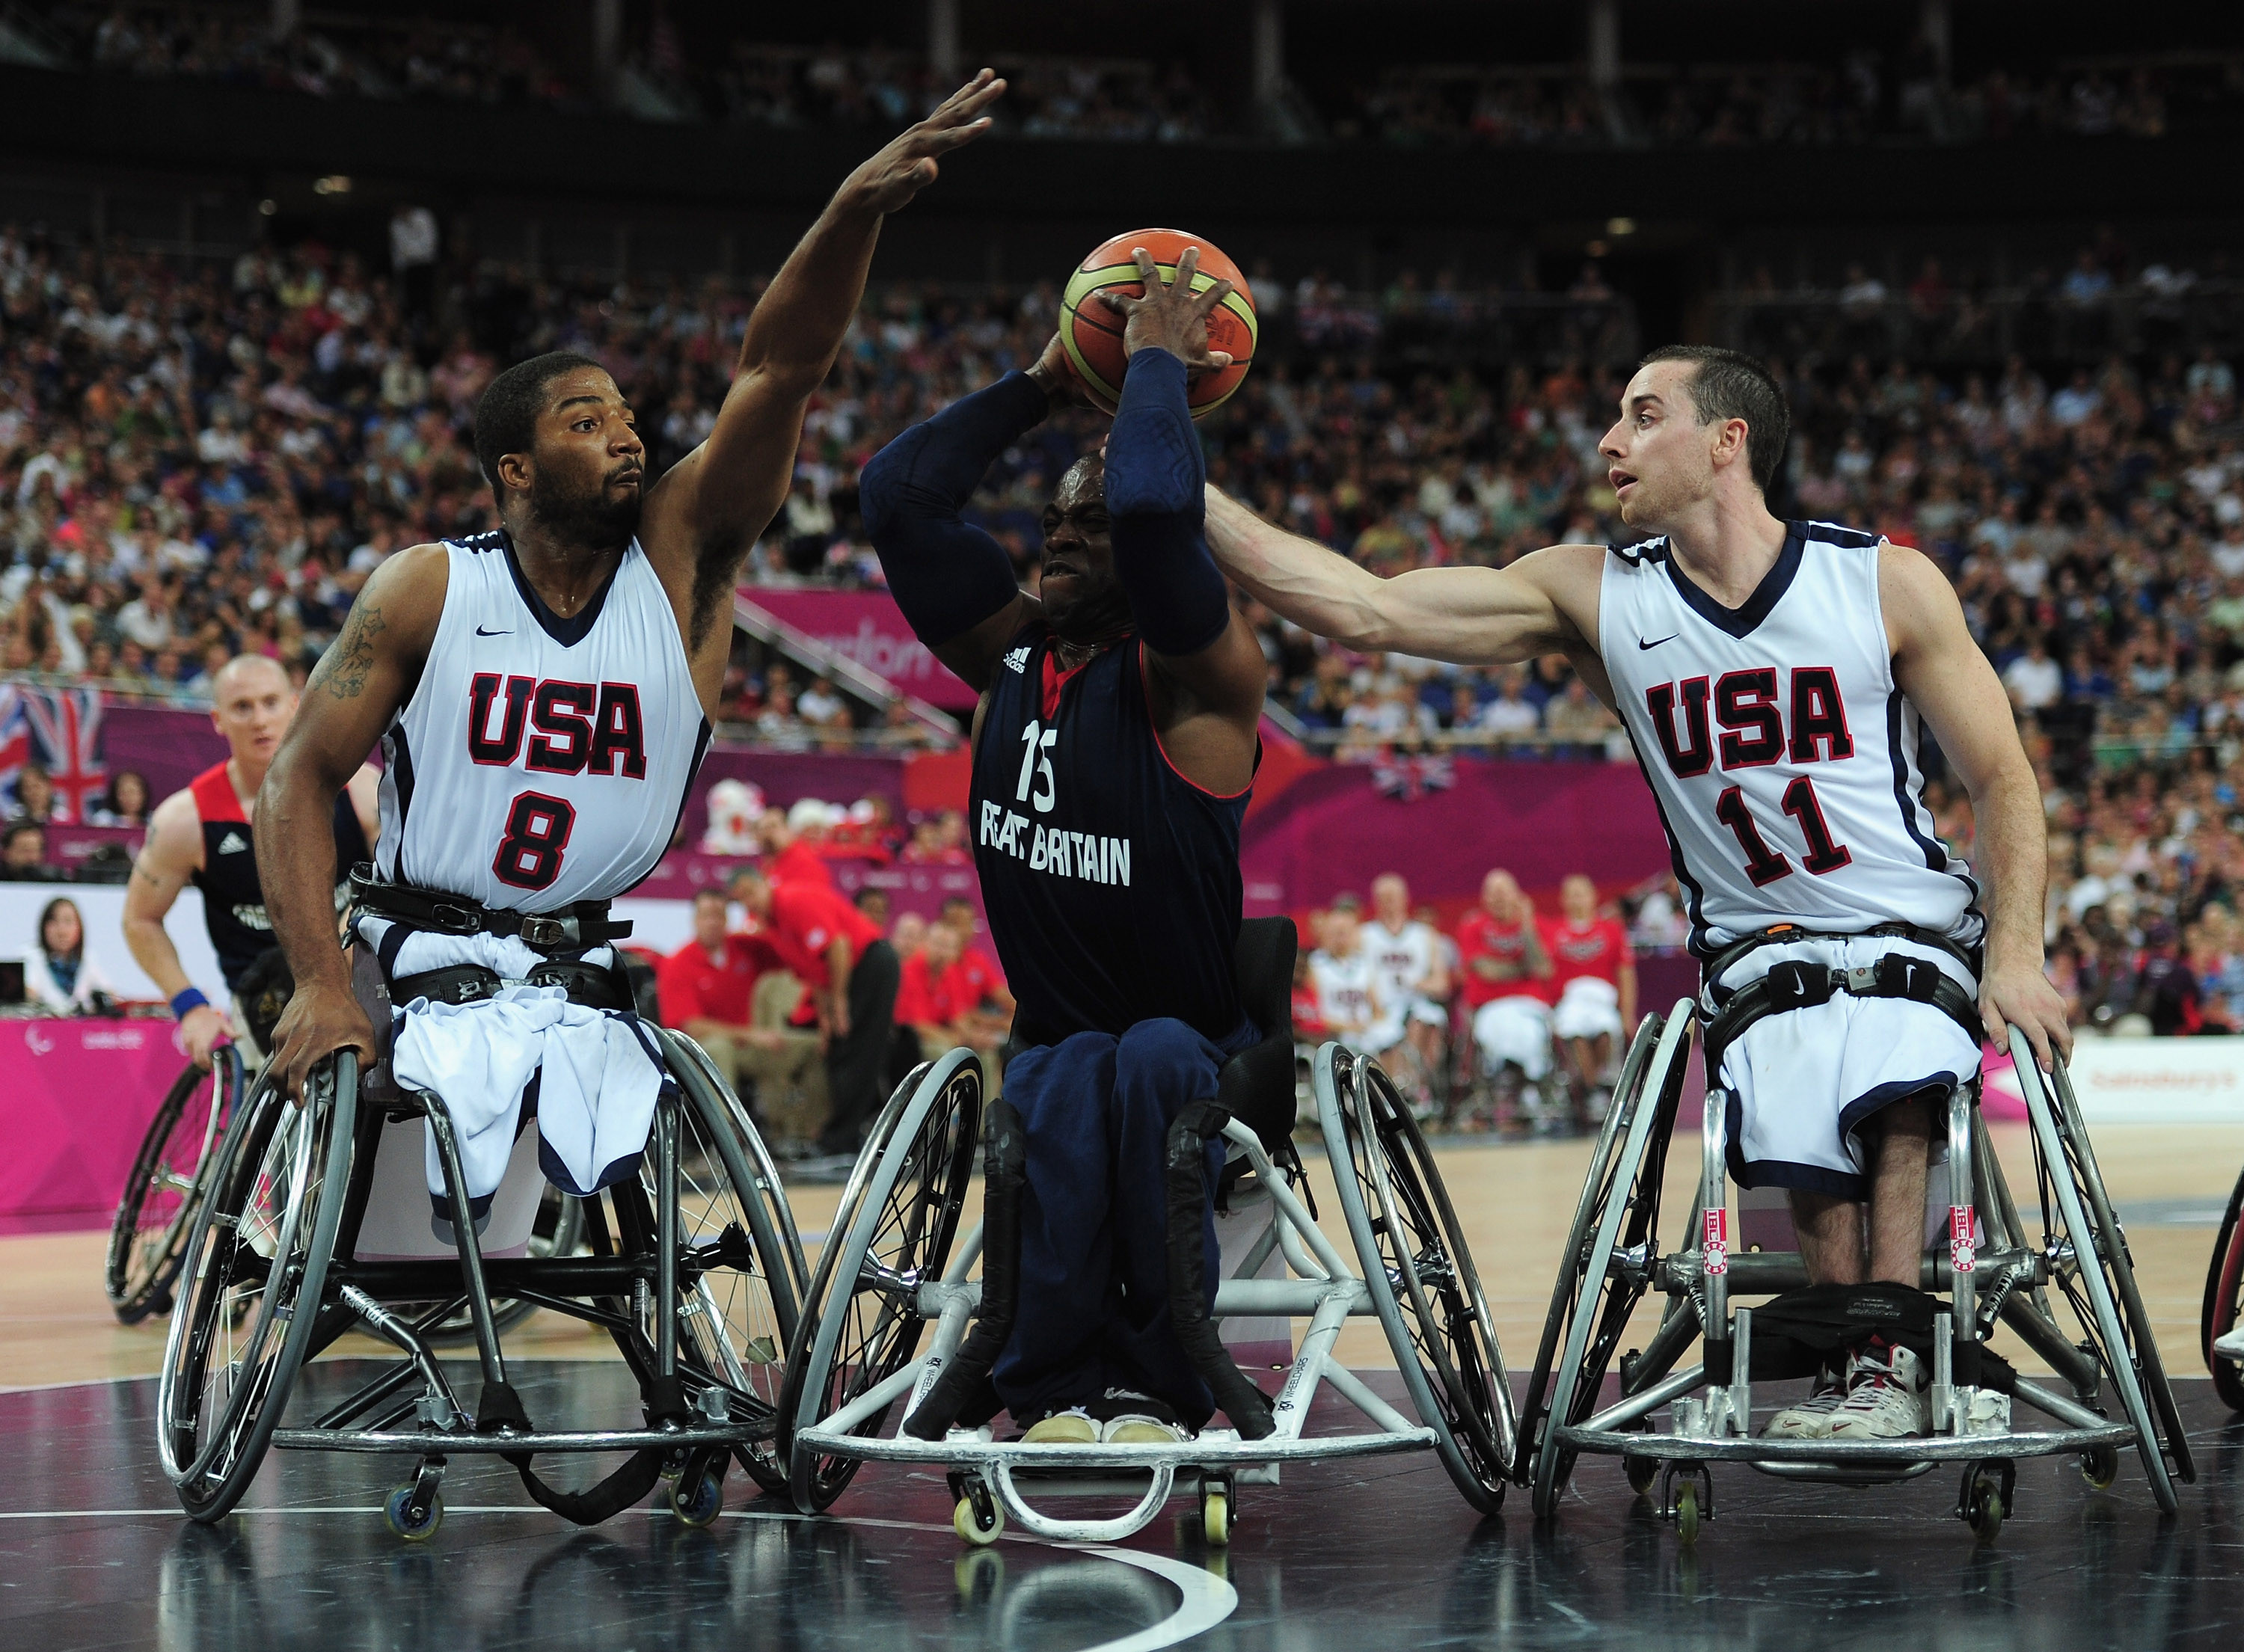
744, 589, 978, 710
1, 1016, 186, 1233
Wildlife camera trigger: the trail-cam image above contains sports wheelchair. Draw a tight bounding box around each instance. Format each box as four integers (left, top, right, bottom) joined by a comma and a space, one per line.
779, 918, 1513, 1547
156, 946, 804, 1538
1518, 996, 2194, 1543
2208, 1152, 2244, 1412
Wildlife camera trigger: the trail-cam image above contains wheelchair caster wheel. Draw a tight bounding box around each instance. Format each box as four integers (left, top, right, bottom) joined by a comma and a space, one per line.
384, 1484, 444, 1542
2079, 1445, 2120, 1491
1201, 1488, 1233, 1547
669, 1470, 724, 1529
1675, 1481, 1699, 1545
1625, 1456, 1661, 1497
1958, 1460, 2014, 1544
954, 1483, 1004, 1547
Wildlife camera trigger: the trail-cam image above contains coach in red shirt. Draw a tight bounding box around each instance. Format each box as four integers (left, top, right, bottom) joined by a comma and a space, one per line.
658, 889, 827, 1146
734, 863, 900, 1156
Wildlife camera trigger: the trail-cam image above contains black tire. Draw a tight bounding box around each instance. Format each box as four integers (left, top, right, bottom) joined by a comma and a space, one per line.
1322, 1045, 1512, 1512
781, 1051, 980, 1514
105, 1047, 244, 1322
2204, 1158, 2244, 1412
1525, 1007, 1695, 1516
158, 1055, 359, 1522
655, 1028, 806, 1497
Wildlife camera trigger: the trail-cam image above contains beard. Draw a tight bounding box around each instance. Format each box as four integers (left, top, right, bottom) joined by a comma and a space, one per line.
527, 465, 642, 549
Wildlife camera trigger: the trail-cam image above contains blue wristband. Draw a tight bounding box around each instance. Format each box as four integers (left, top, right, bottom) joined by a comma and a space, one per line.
171, 988, 210, 1019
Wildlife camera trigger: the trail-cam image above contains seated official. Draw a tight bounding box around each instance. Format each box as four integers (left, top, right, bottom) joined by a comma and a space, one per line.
657, 888, 827, 1149
861, 248, 1267, 1446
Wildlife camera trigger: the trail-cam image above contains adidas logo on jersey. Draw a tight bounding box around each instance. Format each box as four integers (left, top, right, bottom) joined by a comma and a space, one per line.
1004, 646, 1031, 675
217, 830, 250, 856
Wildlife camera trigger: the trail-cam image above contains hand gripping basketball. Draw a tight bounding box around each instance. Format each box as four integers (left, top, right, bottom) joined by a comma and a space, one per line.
1097, 245, 1237, 378
843, 69, 1007, 216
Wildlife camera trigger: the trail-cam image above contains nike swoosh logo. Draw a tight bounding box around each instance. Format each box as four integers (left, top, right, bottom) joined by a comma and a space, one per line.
1638, 634, 1678, 650
476, 625, 511, 636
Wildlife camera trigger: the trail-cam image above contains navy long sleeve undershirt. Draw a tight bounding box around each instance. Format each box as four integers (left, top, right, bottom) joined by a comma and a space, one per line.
1105, 349, 1230, 659
859, 369, 1048, 648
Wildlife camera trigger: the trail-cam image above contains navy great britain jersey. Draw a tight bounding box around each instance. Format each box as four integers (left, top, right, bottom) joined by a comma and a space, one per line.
969, 622, 1250, 1048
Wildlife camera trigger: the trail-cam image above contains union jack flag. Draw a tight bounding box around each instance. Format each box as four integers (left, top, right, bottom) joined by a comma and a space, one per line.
7, 685, 105, 821
0, 687, 27, 807
1371, 751, 1454, 803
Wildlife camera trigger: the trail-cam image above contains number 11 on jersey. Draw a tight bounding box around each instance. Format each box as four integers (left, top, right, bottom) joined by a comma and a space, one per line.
1713, 776, 1852, 887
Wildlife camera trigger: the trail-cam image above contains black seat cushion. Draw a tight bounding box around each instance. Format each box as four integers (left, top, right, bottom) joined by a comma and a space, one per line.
1216, 917, 1298, 1152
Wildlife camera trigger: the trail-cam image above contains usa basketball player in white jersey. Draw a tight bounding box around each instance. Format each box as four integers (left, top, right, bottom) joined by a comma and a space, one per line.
253, 71, 1008, 1104
1205, 345, 2070, 1441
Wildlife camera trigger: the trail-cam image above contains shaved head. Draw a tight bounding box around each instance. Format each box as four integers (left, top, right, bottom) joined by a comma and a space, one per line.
213, 654, 289, 698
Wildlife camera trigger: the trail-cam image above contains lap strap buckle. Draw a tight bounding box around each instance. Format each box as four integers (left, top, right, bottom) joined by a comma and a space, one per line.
519, 915, 574, 948
429, 902, 481, 936
1762, 959, 1835, 1013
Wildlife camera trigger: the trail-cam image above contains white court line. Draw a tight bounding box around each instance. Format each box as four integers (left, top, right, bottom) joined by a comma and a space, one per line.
0, 1503, 1239, 1651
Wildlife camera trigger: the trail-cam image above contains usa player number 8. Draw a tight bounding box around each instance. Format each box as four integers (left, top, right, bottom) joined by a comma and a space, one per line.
493, 790, 577, 891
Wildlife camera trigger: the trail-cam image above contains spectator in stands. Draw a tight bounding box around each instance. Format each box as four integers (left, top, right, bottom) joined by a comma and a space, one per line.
1361, 873, 1450, 1090
1454, 870, 1557, 1132
88, 770, 151, 828
895, 915, 1016, 1069
1308, 894, 1405, 1059
657, 888, 826, 1150
1544, 875, 1637, 1123
22, 895, 113, 1014
11, 764, 61, 825
731, 863, 900, 1158
0, 822, 54, 880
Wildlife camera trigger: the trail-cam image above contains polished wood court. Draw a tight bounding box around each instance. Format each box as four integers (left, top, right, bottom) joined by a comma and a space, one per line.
8, 1123, 2239, 1394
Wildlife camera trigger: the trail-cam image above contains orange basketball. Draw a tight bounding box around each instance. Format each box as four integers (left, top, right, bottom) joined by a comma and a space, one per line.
1061, 227, 1257, 420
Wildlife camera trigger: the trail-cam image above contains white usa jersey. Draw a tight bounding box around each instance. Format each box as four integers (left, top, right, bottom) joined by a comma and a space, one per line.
375, 532, 709, 911
1363, 918, 1438, 1001
1598, 521, 1981, 957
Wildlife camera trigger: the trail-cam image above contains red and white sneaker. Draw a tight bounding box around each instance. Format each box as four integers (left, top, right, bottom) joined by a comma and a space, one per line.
1762, 1369, 1846, 1440
1825, 1336, 1931, 1440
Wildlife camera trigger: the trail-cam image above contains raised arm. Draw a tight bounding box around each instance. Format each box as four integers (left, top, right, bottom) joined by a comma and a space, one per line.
1203, 488, 1601, 667
1883, 541, 2070, 1069
257, 545, 447, 1096
640, 72, 1005, 653
859, 361, 1059, 693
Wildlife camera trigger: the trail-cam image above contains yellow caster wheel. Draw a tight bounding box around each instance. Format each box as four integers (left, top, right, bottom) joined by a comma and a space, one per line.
1202, 1488, 1233, 1547
1676, 1481, 1699, 1545
954, 1488, 1004, 1547
2079, 1446, 2119, 1491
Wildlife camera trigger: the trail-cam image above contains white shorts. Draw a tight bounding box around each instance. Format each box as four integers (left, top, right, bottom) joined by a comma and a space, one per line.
1708, 934, 1982, 1201
1472, 995, 1552, 1081
1402, 995, 1448, 1029
1551, 977, 1622, 1043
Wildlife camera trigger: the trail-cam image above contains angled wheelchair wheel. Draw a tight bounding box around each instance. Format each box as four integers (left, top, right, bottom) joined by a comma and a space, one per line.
1525, 1004, 1696, 1517
780, 1049, 980, 1514
1320, 1045, 1512, 1512
106, 1046, 245, 1323
158, 1056, 359, 1522
656, 1027, 809, 1497
2012, 1042, 2190, 1509
2204, 1157, 2244, 1412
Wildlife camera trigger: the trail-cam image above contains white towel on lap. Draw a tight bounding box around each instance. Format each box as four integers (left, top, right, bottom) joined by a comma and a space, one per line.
370, 919, 664, 1206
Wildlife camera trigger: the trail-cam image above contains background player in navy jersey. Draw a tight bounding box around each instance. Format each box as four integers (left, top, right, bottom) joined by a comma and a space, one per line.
859, 248, 1269, 1446
254, 72, 1005, 1102
122, 654, 379, 1067
1205, 344, 2070, 1443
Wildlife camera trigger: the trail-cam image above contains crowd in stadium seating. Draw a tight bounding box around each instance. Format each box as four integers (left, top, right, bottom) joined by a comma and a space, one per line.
3, 218, 2244, 1028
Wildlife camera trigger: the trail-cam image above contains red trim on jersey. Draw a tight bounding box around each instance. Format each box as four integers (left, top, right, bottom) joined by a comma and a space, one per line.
189, 762, 248, 825
1039, 645, 1097, 721
1137, 641, 1256, 801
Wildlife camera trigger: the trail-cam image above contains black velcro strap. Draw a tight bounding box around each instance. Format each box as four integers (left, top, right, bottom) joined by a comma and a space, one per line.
904, 1098, 1026, 1441
1165, 1099, 1275, 1440
476, 1380, 533, 1433
391, 964, 503, 1007
643, 1375, 693, 1425
1763, 959, 1836, 1013
1874, 953, 1943, 1003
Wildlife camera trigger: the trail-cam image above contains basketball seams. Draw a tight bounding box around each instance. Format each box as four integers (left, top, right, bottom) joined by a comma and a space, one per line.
1061, 230, 1257, 418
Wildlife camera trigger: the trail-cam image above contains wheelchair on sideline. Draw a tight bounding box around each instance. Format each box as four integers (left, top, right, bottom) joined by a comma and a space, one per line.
2208, 1153, 2244, 1411
156, 946, 805, 1538
779, 918, 1513, 1547
1517, 999, 2194, 1543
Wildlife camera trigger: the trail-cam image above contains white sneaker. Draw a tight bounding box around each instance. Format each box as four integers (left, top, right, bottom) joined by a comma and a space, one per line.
2213, 1324, 2244, 1361
1762, 1372, 1845, 1440
1825, 1337, 1931, 1440
1021, 1409, 1097, 1445
1101, 1414, 1188, 1446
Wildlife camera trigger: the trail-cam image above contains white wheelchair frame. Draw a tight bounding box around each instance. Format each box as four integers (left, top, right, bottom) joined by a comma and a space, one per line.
1521, 1000, 2194, 1541
782, 1044, 1514, 1546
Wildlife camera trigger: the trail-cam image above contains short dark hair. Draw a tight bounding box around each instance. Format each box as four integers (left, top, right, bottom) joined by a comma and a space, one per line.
1638, 345, 1790, 493
692, 887, 727, 907
471, 351, 605, 493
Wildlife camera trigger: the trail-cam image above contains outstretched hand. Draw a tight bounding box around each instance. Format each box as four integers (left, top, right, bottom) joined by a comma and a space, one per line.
1098, 245, 1235, 376
844, 69, 1006, 216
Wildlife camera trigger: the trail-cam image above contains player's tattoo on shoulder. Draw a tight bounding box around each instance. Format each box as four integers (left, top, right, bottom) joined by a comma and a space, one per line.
316, 601, 387, 701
